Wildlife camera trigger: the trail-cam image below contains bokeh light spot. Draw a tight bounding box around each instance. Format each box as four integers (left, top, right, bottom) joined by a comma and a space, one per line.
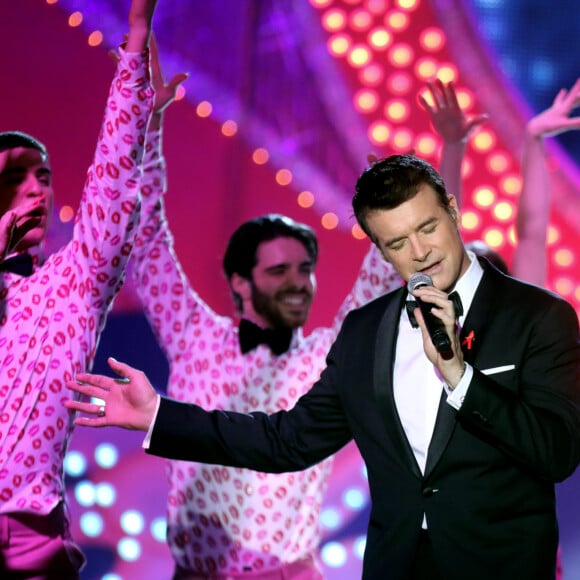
387, 72, 413, 95
121, 510, 145, 535
359, 63, 384, 86
547, 225, 560, 245
88, 31, 103, 47
392, 128, 414, 151
322, 8, 346, 31
64, 450, 87, 477
350, 9, 373, 30
369, 121, 391, 145
385, 99, 409, 122
493, 201, 514, 221
276, 169, 293, 186
554, 277, 573, 296
321, 213, 339, 230
500, 174, 522, 196
320, 542, 348, 568
386, 10, 410, 31
95, 482, 116, 507
221, 120, 238, 137
196, 101, 212, 117
388, 43, 414, 67
252, 148, 269, 165
368, 28, 392, 50
415, 133, 437, 156
473, 129, 496, 152
75, 480, 96, 507
95, 443, 119, 469
117, 537, 142, 562
68, 11, 83, 27
415, 57, 438, 80
554, 248, 574, 267
420, 27, 445, 52
320, 507, 342, 530
473, 186, 496, 208
80, 511, 104, 538
487, 152, 510, 173
461, 211, 480, 231
349, 45, 372, 67
298, 191, 315, 208
151, 517, 167, 542
355, 89, 379, 113
483, 228, 504, 249
328, 33, 351, 56
343, 487, 367, 509
352, 224, 367, 240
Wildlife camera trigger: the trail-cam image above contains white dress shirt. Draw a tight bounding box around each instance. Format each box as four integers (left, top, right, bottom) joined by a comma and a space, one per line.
393, 252, 483, 526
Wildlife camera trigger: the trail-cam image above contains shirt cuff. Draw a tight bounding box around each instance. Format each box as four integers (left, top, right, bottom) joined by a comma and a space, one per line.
445, 364, 473, 410
142, 394, 162, 449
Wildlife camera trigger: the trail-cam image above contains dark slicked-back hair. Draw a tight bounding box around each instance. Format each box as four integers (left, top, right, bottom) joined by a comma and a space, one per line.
353, 154, 450, 241
0, 131, 48, 156
223, 214, 318, 311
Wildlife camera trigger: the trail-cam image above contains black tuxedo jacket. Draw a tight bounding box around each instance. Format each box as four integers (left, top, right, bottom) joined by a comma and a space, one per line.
149, 261, 580, 580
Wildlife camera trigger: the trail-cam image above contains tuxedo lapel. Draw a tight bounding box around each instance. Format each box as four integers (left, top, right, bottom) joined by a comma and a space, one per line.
424, 264, 503, 478
459, 262, 502, 366
374, 289, 422, 479
424, 389, 457, 478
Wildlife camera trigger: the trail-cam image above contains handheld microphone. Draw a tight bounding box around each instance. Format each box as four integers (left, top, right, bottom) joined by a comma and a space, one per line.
407, 273, 454, 360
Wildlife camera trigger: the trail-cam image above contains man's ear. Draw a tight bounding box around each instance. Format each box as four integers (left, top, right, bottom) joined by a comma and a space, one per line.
230, 273, 252, 301
447, 194, 460, 225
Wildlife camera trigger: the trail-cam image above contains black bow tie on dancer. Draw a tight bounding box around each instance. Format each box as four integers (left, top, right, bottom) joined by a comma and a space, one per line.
406, 291, 463, 329
0, 253, 34, 277
238, 318, 293, 356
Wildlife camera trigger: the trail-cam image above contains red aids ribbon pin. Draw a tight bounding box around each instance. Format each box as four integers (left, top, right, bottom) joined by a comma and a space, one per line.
462, 330, 475, 351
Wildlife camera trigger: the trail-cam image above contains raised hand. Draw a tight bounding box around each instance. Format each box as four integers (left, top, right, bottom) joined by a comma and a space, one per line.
527, 78, 580, 138
64, 357, 159, 431
419, 79, 488, 144
150, 35, 189, 116
512, 80, 580, 286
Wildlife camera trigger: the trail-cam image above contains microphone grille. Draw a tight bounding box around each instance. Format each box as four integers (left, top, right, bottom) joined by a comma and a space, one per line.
407, 272, 433, 293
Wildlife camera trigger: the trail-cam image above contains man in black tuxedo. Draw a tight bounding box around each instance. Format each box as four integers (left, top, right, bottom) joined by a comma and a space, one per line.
66, 154, 580, 580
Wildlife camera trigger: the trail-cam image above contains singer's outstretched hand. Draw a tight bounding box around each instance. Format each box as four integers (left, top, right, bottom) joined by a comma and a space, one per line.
411, 285, 466, 388
64, 358, 159, 431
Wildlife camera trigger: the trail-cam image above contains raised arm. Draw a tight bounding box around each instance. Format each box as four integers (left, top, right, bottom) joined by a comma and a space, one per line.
147, 35, 189, 132
126, 0, 158, 53
69, 0, 159, 320
419, 79, 487, 204
511, 78, 580, 285
128, 38, 213, 364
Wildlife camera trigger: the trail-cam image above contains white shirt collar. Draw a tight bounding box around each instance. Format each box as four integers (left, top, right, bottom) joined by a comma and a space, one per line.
450, 250, 483, 324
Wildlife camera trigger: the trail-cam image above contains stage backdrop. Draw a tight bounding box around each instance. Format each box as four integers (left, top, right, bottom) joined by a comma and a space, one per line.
1, 1, 579, 578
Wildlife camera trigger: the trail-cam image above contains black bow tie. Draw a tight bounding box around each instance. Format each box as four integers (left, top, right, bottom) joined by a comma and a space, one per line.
406, 290, 463, 329
238, 318, 293, 356
0, 253, 34, 277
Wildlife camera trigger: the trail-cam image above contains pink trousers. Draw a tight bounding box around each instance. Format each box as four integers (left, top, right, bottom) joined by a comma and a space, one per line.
0, 503, 84, 580
173, 554, 324, 580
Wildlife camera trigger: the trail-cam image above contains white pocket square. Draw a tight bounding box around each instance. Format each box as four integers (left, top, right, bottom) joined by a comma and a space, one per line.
481, 364, 516, 375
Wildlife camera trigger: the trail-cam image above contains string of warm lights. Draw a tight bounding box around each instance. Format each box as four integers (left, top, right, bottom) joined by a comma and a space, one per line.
45, 0, 579, 315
